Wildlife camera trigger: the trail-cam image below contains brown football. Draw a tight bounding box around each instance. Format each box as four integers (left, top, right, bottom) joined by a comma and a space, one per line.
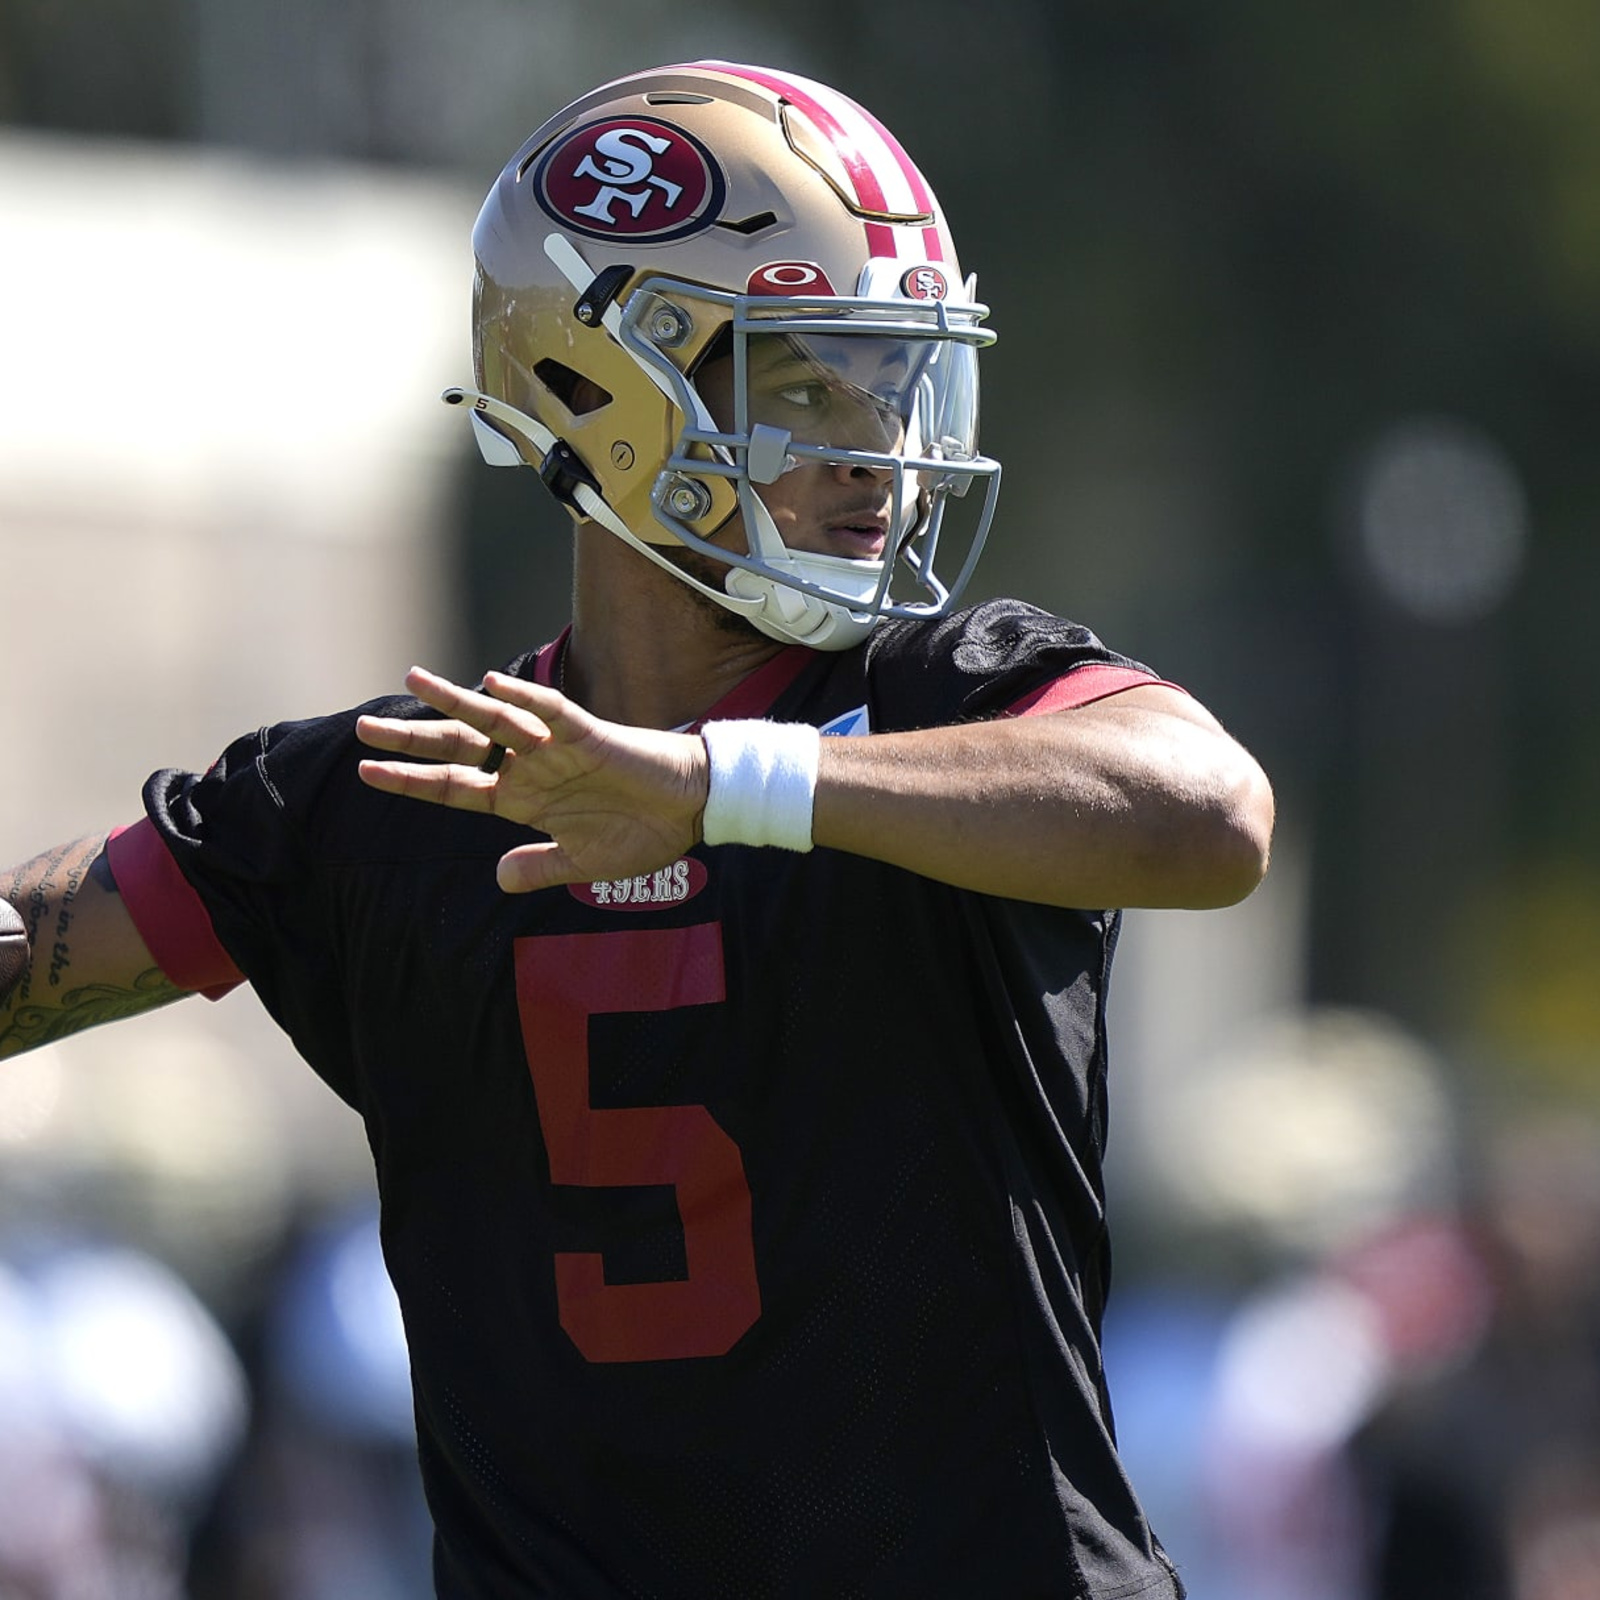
0, 898, 29, 1005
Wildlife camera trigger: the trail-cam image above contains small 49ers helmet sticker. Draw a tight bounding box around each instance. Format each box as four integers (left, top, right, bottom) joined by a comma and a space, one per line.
900, 265, 950, 302
534, 116, 726, 243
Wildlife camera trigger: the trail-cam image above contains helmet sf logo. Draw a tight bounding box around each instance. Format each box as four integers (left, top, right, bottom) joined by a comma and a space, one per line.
535, 117, 726, 243
901, 265, 950, 302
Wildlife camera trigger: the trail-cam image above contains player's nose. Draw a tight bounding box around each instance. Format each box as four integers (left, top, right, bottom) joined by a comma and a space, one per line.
829, 454, 894, 485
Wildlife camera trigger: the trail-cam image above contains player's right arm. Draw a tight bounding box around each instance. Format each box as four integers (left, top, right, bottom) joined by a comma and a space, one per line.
0, 836, 188, 1058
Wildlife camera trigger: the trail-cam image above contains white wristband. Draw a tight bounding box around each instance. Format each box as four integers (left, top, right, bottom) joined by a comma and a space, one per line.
701, 720, 821, 852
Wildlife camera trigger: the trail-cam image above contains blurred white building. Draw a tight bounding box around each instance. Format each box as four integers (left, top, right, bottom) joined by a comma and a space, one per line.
0, 130, 479, 1287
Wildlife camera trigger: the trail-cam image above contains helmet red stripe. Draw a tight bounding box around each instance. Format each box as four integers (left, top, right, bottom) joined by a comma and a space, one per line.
847, 101, 950, 266
850, 102, 936, 215
696, 62, 945, 264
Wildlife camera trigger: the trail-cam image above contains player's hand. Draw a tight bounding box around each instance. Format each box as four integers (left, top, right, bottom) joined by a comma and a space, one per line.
355, 667, 709, 893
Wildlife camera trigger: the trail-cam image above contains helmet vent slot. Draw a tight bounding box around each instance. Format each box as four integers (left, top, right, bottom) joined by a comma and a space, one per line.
533, 359, 612, 417
715, 211, 779, 237
645, 92, 714, 105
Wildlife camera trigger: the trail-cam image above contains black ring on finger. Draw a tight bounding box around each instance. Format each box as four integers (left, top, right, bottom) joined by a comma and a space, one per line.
479, 742, 509, 775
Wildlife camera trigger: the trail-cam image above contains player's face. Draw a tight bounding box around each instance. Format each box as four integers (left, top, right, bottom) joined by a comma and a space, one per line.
695, 335, 907, 563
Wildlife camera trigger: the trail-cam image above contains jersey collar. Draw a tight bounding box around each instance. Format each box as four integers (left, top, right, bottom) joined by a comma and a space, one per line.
529, 627, 815, 731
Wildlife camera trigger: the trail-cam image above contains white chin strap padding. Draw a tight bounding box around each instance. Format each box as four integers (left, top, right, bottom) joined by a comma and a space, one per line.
725, 566, 876, 650
720, 488, 886, 650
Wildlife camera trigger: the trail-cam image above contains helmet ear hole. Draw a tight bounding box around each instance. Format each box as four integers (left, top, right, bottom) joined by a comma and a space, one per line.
533, 359, 612, 417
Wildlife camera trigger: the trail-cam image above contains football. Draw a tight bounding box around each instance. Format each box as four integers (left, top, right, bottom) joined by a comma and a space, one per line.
0, 898, 29, 1005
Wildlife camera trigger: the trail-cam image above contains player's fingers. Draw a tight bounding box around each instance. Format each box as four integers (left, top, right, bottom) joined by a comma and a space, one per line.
355, 714, 497, 768
495, 839, 573, 894
482, 671, 595, 744
404, 667, 553, 753
356, 758, 500, 813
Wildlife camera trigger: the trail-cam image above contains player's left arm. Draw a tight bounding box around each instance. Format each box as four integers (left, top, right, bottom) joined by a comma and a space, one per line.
356, 669, 1272, 911
0, 837, 190, 1058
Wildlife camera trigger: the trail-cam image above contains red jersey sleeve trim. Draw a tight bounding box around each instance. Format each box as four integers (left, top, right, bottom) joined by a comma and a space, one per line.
530, 629, 571, 688
106, 819, 245, 1000
1004, 664, 1183, 717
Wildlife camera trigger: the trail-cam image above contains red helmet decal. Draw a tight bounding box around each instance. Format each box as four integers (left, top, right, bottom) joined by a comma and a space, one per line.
746, 262, 838, 297
535, 117, 725, 243
900, 265, 950, 302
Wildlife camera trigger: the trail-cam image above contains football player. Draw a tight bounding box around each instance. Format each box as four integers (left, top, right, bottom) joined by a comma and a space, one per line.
2, 62, 1272, 1598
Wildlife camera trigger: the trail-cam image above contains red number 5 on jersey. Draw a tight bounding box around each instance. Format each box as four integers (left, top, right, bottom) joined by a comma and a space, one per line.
514, 925, 761, 1362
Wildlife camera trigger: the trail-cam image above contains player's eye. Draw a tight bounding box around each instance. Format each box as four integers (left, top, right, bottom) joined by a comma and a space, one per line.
774, 381, 827, 409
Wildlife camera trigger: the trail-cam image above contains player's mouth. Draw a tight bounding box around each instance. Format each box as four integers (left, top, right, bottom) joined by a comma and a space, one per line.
822, 508, 891, 560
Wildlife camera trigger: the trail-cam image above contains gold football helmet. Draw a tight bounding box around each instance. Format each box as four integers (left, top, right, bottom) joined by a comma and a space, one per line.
449, 61, 1002, 649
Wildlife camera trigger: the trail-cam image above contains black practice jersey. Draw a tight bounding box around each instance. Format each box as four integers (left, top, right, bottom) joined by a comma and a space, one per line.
116, 599, 1185, 1599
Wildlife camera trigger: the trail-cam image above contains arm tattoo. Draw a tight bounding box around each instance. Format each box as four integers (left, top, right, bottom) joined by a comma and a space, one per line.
0, 968, 183, 1055
0, 836, 187, 1058
48, 842, 92, 987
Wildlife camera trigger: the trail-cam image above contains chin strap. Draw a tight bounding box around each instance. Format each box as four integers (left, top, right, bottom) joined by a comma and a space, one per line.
444, 387, 763, 621
443, 387, 881, 649
724, 475, 883, 650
